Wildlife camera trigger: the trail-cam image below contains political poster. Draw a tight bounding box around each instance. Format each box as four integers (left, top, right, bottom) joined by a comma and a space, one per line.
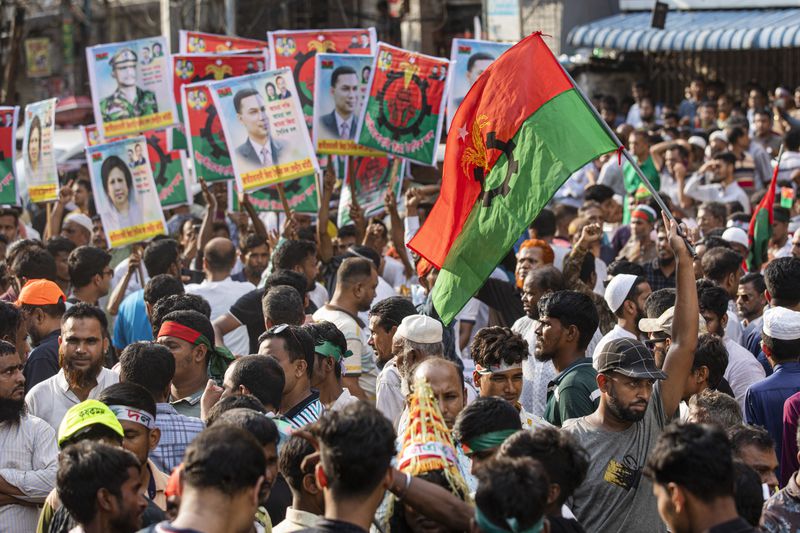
228, 175, 320, 214
86, 36, 177, 138
313, 53, 384, 157
338, 156, 404, 227
179, 31, 269, 55
145, 129, 191, 209
172, 53, 267, 150
446, 39, 512, 129
81, 124, 128, 147
0, 107, 19, 206
86, 136, 167, 248
183, 82, 235, 184
355, 43, 450, 166
208, 68, 319, 194
23, 98, 58, 203
25, 38, 51, 78
268, 28, 376, 128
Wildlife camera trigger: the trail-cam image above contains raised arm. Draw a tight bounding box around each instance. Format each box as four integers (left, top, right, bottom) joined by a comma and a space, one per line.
384, 190, 414, 279
44, 180, 73, 241
239, 193, 268, 241
659, 215, 698, 415
196, 177, 216, 267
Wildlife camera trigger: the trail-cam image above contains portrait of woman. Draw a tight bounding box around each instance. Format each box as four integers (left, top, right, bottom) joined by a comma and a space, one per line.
99, 154, 142, 228
265, 82, 278, 102
26, 115, 43, 181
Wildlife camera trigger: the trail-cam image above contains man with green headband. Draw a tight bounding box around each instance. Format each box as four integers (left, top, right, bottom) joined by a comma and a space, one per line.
304, 321, 359, 411
453, 397, 521, 476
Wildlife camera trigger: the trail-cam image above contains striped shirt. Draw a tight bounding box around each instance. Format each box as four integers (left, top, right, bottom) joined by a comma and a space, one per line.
284, 391, 324, 429
0, 414, 58, 532
151, 403, 205, 474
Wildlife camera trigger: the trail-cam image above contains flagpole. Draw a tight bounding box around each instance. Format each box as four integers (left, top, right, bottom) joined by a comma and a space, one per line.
559, 67, 695, 255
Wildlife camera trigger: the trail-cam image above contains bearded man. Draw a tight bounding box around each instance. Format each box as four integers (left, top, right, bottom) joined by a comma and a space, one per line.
26, 303, 118, 431
0, 339, 58, 531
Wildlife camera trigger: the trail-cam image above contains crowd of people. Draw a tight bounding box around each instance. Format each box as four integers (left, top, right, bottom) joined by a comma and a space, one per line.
4, 76, 800, 533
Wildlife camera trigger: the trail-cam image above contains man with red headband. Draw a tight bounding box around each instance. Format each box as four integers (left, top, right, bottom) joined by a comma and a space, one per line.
616, 205, 658, 265
156, 310, 234, 418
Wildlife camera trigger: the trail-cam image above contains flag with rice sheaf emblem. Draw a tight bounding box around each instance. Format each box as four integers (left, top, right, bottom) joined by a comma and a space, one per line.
408, 32, 617, 324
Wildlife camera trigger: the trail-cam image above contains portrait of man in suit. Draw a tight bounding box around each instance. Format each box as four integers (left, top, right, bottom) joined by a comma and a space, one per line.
453, 52, 494, 109
319, 66, 359, 141
233, 88, 283, 171
275, 76, 292, 100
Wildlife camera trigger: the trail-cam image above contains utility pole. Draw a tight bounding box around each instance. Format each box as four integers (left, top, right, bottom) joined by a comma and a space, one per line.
225, 0, 236, 35
0, 3, 24, 103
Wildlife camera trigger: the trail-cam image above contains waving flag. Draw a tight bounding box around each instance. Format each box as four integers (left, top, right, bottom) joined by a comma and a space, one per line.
747, 151, 782, 271
408, 33, 616, 324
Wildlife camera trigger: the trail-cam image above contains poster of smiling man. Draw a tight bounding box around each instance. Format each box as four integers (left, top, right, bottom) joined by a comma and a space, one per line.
209, 69, 318, 194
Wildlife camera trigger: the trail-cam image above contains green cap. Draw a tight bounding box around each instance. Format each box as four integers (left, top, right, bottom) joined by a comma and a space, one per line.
57, 399, 124, 447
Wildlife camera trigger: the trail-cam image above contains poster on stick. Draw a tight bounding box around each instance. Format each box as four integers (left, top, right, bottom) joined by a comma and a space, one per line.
23, 98, 58, 203
355, 42, 449, 166
0, 107, 19, 205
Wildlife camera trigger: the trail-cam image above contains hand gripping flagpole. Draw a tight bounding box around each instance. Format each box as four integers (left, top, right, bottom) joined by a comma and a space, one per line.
560, 67, 696, 256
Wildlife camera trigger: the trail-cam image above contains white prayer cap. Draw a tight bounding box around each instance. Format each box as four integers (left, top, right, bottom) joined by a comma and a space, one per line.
395, 315, 443, 344
63, 213, 93, 234
721, 227, 749, 249
710, 130, 728, 144
688, 136, 707, 150
762, 307, 800, 341
604, 274, 639, 314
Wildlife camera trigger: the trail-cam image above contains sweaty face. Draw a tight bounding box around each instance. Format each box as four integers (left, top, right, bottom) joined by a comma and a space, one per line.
521, 276, 543, 319
414, 364, 465, 429
368, 315, 395, 365
475, 368, 523, 404
110, 466, 148, 533
332, 73, 359, 116
59, 317, 107, 390
534, 314, 566, 362
516, 247, 542, 286
604, 372, 653, 423
238, 94, 269, 139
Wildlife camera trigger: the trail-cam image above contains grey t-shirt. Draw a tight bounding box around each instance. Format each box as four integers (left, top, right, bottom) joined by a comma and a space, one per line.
562, 383, 671, 533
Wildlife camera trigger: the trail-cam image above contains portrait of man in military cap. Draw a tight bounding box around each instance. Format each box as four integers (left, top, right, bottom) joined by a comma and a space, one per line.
99, 47, 159, 122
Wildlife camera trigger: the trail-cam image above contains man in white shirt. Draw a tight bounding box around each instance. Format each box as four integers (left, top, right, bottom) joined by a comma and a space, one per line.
512, 267, 564, 417
592, 273, 652, 366
684, 152, 751, 214
26, 303, 119, 430
313, 257, 378, 401
0, 340, 57, 532
697, 281, 765, 412
185, 237, 254, 356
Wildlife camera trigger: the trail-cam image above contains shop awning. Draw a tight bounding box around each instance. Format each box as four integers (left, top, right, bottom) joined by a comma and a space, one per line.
568, 9, 800, 52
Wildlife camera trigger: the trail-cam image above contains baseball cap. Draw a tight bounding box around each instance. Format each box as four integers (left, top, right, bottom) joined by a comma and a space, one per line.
57, 399, 125, 447
63, 213, 93, 234
396, 315, 442, 344
15, 279, 66, 307
595, 338, 667, 380
638, 306, 708, 337
604, 274, 639, 314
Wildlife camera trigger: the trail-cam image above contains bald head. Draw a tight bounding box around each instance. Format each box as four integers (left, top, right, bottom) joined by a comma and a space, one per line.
411, 357, 466, 429
204, 237, 237, 274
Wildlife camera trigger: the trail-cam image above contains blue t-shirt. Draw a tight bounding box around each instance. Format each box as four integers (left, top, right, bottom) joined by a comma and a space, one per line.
113, 289, 153, 349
